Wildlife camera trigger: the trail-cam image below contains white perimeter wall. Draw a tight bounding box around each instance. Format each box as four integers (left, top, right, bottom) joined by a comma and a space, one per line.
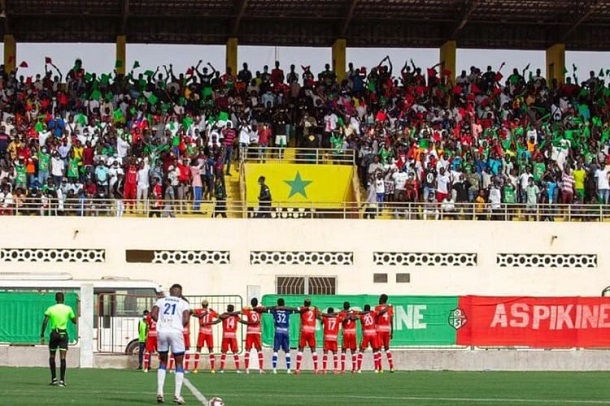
0, 217, 608, 298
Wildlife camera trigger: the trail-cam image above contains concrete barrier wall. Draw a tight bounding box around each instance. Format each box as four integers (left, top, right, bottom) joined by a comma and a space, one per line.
4, 347, 610, 371
0, 217, 608, 298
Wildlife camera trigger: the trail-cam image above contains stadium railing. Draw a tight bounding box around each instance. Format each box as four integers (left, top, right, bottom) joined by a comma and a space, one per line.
4, 199, 610, 221
241, 147, 356, 165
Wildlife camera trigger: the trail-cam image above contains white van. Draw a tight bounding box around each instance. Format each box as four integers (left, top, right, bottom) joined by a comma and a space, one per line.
0, 272, 164, 354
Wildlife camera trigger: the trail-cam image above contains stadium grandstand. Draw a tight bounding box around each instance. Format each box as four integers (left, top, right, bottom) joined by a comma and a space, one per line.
0, 0, 609, 220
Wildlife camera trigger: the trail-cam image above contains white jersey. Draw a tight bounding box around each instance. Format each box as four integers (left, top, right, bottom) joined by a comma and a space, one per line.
154, 296, 190, 333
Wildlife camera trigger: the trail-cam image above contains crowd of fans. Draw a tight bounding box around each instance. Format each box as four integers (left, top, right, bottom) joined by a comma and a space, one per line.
0, 55, 609, 218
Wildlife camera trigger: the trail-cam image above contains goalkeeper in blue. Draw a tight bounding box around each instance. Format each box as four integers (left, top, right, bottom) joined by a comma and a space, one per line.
266, 298, 298, 374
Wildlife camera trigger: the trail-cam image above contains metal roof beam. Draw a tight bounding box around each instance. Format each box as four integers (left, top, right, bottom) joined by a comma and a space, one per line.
341, 0, 358, 37
562, 0, 602, 41
120, 0, 129, 34
0, 0, 9, 34
451, 0, 480, 39
231, 0, 248, 36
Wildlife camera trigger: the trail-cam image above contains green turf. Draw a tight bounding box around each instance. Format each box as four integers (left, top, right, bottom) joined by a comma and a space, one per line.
1, 368, 610, 405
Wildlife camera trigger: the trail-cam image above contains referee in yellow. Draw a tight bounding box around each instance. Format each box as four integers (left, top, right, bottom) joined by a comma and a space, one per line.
40, 292, 77, 387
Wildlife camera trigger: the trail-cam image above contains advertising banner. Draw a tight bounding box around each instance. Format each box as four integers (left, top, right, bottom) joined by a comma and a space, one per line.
261, 295, 459, 348
455, 296, 610, 348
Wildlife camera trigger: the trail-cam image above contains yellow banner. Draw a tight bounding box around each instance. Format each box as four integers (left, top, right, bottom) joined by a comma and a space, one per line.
245, 163, 355, 208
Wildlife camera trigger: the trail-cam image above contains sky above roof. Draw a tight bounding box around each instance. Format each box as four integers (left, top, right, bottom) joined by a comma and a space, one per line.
4, 43, 609, 82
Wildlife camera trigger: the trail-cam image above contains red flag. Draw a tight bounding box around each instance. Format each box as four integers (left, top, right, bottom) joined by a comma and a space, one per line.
186, 67, 194, 75
19, 61, 28, 68
45, 57, 52, 64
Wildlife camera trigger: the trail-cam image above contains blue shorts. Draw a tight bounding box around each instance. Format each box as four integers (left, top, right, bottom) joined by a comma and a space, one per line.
273, 333, 290, 353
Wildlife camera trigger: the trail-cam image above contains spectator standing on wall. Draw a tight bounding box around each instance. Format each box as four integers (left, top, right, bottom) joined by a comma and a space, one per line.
257, 176, 271, 218
162, 178, 175, 218
214, 176, 227, 218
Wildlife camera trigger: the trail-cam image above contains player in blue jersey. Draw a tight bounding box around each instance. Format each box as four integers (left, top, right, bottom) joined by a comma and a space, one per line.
266, 298, 298, 374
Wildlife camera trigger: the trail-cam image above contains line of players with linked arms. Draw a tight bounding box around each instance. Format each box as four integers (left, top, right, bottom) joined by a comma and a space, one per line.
141, 294, 395, 375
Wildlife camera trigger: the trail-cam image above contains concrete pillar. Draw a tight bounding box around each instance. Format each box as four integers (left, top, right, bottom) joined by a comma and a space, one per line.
79, 284, 94, 368
332, 38, 347, 84
546, 43, 565, 84
226, 37, 238, 76
439, 40, 457, 80
3, 35, 16, 74
116, 35, 127, 75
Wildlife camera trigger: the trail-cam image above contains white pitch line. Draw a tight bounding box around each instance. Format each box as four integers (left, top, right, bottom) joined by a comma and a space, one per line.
183, 377, 209, 405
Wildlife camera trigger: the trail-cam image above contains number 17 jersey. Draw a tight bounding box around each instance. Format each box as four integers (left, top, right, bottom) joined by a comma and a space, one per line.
154, 296, 190, 333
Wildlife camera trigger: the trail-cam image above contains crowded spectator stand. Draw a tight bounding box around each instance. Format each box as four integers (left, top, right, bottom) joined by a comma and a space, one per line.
0, 55, 609, 217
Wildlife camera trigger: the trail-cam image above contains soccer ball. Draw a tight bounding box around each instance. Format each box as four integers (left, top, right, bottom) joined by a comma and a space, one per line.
208, 397, 224, 406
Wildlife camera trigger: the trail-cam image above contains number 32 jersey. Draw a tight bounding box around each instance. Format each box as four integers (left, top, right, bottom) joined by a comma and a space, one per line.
154, 296, 190, 333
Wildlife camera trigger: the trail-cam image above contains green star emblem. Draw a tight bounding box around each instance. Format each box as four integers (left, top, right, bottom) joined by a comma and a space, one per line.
284, 171, 313, 199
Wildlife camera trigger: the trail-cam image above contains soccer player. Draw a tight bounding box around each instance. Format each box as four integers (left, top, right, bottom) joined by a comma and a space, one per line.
295, 298, 320, 374
143, 309, 158, 372
138, 310, 149, 370
357, 304, 381, 373
192, 300, 219, 373
375, 294, 395, 372
339, 301, 358, 373
151, 283, 191, 405
204, 304, 247, 373
319, 307, 341, 374
241, 297, 266, 374
40, 292, 77, 387
169, 297, 192, 372
267, 298, 298, 374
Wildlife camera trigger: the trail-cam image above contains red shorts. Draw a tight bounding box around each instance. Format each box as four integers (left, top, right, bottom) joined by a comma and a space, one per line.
436, 191, 448, 202
245, 334, 262, 351
183, 333, 190, 350
299, 332, 316, 348
377, 331, 391, 349
145, 336, 157, 353
197, 333, 214, 349
360, 334, 378, 350
342, 334, 357, 351
323, 340, 338, 353
221, 337, 238, 353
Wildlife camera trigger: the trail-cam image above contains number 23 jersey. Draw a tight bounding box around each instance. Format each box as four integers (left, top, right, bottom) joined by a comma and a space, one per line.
154, 296, 190, 333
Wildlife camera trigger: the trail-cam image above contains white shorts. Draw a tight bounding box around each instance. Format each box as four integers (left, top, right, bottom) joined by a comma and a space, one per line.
157, 330, 186, 355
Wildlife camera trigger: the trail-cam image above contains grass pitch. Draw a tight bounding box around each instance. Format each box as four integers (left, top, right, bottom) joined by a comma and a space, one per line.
0, 367, 610, 405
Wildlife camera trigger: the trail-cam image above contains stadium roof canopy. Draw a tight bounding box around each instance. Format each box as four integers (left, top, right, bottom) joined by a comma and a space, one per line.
2, 0, 610, 50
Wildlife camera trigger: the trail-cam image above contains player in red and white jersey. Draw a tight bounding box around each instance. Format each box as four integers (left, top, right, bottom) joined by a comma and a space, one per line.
241, 297, 266, 374
319, 307, 341, 374
374, 294, 395, 372
205, 304, 247, 373
338, 301, 358, 373
192, 300, 219, 373
358, 304, 381, 373
296, 299, 321, 374
143, 311, 157, 372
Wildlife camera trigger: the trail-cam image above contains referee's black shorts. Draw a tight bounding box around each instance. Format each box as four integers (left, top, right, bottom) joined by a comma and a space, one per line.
49, 329, 69, 351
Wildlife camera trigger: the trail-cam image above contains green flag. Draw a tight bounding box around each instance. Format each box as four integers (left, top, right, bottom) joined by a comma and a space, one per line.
113, 108, 125, 123
132, 61, 140, 70
182, 116, 194, 129
76, 113, 87, 126
202, 87, 213, 98
147, 93, 158, 105
115, 59, 123, 69
84, 72, 92, 82
218, 111, 229, 122
90, 89, 101, 100
144, 70, 154, 77
563, 66, 568, 75
100, 74, 110, 85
